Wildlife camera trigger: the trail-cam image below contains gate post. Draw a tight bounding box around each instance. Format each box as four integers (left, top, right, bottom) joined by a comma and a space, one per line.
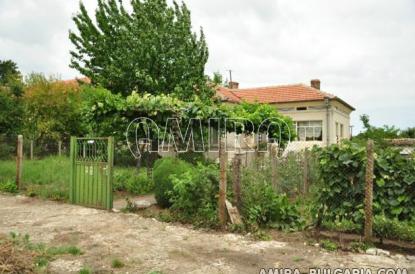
69, 137, 76, 203
107, 136, 115, 210
16, 135, 23, 190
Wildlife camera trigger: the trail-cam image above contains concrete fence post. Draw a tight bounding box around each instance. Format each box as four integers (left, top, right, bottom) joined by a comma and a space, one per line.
232, 150, 242, 210
219, 136, 228, 227
30, 140, 34, 160
364, 139, 374, 242
58, 140, 62, 156
16, 135, 23, 189
303, 149, 309, 194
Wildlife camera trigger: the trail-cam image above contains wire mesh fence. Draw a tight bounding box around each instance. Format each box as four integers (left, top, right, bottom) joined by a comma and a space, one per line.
1, 134, 414, 243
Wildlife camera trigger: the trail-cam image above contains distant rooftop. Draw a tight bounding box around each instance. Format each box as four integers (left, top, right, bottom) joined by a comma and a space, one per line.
216, 79, 355, 111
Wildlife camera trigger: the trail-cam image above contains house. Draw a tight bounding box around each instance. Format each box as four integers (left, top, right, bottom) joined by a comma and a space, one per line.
216, 79, 355, 147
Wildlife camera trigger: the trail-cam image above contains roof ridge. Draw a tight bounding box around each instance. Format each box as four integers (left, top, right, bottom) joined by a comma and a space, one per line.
297, 83, 335, 98
225, 83, 304, 91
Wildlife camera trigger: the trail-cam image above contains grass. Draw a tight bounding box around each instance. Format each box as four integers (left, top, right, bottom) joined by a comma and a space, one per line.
1, 232, 82, 272
320, 239, 338, 251
0, 156, 154, 201
0, 156, 70, 201
111, 258, 125, 268
79, 267, 92, 274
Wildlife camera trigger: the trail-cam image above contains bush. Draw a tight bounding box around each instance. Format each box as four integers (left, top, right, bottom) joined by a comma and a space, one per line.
169, 164, 219, 227
374, 215, 415, 243
177, 151, 208, 165
114, 168, 154, 195
314, 142, 415, 224
153, 157, 194, 208
240, 168, 304, 231
0, 180, 18, 193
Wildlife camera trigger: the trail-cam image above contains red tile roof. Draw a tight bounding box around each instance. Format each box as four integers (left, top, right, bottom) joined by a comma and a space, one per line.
217, 83, 355, 110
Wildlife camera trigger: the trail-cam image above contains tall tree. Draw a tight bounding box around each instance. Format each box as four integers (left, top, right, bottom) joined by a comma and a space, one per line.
69, 0, 211, 100
0, 59, 23, 96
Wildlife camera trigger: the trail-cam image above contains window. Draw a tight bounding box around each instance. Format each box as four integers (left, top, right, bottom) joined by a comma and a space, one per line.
340, 124, 344, 138
296, 106, 307, 111
295, 121, 323, 141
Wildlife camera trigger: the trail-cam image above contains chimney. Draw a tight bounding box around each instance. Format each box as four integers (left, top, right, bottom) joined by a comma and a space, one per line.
229, 81, 239, 89
310, 79, 320, 90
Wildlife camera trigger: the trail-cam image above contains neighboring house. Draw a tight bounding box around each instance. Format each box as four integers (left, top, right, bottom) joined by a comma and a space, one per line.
216, 79, 355, 147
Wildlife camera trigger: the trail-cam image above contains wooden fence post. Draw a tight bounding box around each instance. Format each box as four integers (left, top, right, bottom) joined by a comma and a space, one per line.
30, 140, 34, 160
219, 136, 227, 227
303, 149, 309, 194
364, 139, 374, 242
16, 135, 23, 189
232, 151, 242, 210
58, 141, 62, 156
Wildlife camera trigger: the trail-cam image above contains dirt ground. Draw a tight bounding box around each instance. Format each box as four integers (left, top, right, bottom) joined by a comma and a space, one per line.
0, 194, 414, 274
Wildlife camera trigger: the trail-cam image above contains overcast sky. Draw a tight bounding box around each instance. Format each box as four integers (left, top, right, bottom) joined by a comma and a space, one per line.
1, 0, 414, 133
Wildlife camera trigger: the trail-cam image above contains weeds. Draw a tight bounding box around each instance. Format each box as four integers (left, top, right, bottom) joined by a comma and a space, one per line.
320, 239, 338, 251
0, 180, 18, 193
2, 232, 82, 271
111, 258, 125, 268
79, 267, 92, 274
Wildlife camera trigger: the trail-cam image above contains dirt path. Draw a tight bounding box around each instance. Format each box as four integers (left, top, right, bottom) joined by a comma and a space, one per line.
0, 194, 413, 274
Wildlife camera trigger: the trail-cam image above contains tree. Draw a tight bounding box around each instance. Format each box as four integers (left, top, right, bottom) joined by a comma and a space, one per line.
354, 114, 399, 142
22, 73, 87, 145
69, 0, 211, 100
400, 127, 415, 138
0, 89, 23, 136
0, 59, 23, 96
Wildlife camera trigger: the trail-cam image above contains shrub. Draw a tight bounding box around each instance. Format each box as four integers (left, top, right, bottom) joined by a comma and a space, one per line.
177, 151, 208, 165
169, 164, 219, 227
320, 239, 338, 251
314, 142, 415, 224
113, 168, 154, 195
321, 218, 362, 233
0, 180, 18, 193
153, 157, 194, 208
374, 215, 415, 243
111, 258, 125, 268
240, 168, 304, 231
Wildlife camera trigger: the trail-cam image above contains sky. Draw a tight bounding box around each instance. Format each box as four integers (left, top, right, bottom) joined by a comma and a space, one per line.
0, 0, 414, 133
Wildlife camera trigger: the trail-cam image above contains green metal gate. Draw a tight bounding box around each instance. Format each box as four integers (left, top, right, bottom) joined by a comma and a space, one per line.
70, 137, 114, 210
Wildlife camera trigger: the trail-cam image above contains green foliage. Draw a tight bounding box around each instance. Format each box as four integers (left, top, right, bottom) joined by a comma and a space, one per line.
354, 114, 399, 143
111, 258, 125, 268
228, 101, 296, 145
0, 89, 23, 136
69, 0, 211, 100
350, 241, 373, 252
153, 157, 194, 208
47, 245, 82, 256
314, 142, 415, 225
114, 168, 154, 194
0, 180, 18, 193
321, 218, 362, 233
6, 232, 82, 270
0, 59, 23, 96
374, 215, 415, 242
240, 167, 304, 230
23, 73, 87, 144
400, 127, 415, 138
177, 151, 208, 165
320, 239, 338, 251
169, 163, 219, 227
79, 267, 92, 274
